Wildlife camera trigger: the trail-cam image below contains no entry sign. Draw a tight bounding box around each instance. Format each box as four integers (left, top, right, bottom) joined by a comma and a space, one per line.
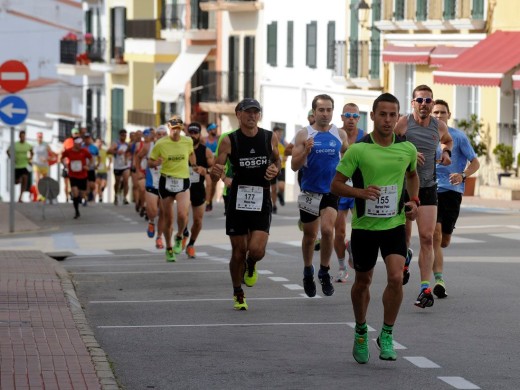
0, 60, 29, 93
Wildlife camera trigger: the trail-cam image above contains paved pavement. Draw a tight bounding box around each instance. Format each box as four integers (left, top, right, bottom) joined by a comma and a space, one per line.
1, 195, 519, 389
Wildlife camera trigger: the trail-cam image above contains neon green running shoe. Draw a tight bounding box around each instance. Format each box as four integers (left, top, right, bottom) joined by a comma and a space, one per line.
233, 292, 248, 310
165, 248, 176, 262
173, 235, 183, 254
353, 331, 370, 364
433, 279, 448, 299
244, 260, 258, 287
377, 331, 397, 361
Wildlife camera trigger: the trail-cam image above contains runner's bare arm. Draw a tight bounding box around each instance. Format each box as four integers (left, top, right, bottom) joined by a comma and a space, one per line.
210, 135, 231, 183
291, 129, 312, 171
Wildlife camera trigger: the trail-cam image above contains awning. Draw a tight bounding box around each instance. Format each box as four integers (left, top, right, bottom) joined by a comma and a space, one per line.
382, 44, 434, 64
429, 46, 468, 68
433, 31, 520, 87
153, 45, 212, 103
513, 70, 520, 90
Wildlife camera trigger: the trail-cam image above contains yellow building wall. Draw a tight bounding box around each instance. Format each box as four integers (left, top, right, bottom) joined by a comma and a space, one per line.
489, 1, 520, 32
129, 62, 155, 110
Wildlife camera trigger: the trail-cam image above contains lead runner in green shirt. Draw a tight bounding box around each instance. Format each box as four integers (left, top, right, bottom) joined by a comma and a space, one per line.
331, 93, 420, 364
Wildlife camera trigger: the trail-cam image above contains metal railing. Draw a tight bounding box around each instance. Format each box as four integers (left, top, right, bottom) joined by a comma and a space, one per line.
127, 109, 157, 127
160, 3, 186, 30
126, 19, 160, 39
200, 70, 255, 104
60, 38, 106, 64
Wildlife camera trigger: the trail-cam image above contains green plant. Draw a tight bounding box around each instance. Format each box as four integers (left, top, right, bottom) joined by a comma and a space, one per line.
493, 143, 514, 172
456, 114, 487, 157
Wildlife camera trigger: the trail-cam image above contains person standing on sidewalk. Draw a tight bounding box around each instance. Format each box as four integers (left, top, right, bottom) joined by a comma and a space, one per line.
149, 117, 198, 262
7, 130, 33, 203
210, 98, 281, 311
291, 94, 348, 298
431, 99, 480, 299
61, 137, 92, 219
334, 103, 365, 283
331, 92, 420, 363
185, 122, 214, 258
394, 84, 453, 309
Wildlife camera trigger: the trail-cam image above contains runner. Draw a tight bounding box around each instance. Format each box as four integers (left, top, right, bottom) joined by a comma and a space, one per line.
331, 92, 420, 363
107, 129, 131, 205
185, 122, 214, 258
149, 116, 198, 262
432, 99, 480, 298
61, 137, 92, 219
334, 103, 365, 283
394, 84, 453, 309
291, 94, 348, 297
210, 98, 280, 310
7, 130, 33, 203
32, 131, 57, 201
82, 133, 98, 205
204, 122, 219, 212
95, 139, 111, 203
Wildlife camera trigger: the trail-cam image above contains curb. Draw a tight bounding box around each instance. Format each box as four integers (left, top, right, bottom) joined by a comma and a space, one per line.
46, 255, 121, 390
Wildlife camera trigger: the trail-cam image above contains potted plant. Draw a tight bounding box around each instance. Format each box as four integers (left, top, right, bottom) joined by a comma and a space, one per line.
493, 143, 514, 184
455, 115, 488, 195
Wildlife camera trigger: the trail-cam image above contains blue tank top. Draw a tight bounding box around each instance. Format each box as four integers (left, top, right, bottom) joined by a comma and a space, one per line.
301, 125, 342, 193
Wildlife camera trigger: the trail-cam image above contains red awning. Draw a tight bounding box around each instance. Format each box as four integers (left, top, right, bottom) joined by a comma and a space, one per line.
514, 70, 520, 90
429, 46, 469, 67
433, 31, 520, 87
382, 44, 434, 64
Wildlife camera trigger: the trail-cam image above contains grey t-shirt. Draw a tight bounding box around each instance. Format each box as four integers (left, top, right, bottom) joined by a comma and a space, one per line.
405, 114, 439, 188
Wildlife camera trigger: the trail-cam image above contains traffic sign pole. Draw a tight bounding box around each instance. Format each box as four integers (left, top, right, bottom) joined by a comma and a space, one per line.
9, 126, 15, 233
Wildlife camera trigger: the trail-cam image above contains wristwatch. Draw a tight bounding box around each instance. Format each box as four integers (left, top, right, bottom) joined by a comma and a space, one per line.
461, 172, 467, 183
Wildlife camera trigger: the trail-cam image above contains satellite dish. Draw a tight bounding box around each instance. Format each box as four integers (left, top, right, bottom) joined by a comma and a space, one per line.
37, 177, 60, 200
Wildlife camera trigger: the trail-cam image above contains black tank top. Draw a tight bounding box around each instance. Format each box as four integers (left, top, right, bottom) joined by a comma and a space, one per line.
229, 128, 273, 188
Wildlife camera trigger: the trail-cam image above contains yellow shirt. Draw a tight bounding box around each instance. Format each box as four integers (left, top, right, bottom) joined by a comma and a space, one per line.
150, 136, 194, 178
278, 141, 286, 169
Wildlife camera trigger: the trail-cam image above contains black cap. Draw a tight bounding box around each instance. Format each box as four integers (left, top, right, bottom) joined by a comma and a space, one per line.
239, 98, 261, 111
188, 122, 201, 132
84, 132, 91, 138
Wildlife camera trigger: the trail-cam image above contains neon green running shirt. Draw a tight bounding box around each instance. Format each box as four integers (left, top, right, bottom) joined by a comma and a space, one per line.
150, 135, 194, 178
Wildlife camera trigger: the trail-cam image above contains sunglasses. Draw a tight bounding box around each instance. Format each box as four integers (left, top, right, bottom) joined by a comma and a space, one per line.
188, 130, 200, 134
168, 119, 183, 126
413, 97, 433, 104
343, 113, 360, 119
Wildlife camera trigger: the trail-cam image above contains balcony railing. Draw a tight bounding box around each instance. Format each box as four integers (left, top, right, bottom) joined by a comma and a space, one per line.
126, 19, 160, 39
60, 38, 106, 64
127, 109, 157, 127
201, 70, 255, 104
160, 3, 186, 30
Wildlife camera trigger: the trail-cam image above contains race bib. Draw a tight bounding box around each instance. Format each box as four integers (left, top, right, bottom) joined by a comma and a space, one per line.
70, 160, 82, 172
140, 158, 147, 170
151, 168, 160, 188
298, 191, 323, 216
236, 185, 263, 211
165, 177, 183, 193
98, 162, 105, 170
189, 167, 200, 184
365, 184, 398, 217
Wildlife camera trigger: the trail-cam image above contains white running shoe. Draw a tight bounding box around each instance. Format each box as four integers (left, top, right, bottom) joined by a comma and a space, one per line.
335, 267, 349, 283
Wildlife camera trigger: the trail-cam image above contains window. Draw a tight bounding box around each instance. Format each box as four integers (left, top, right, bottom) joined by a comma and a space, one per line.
110, 7, 126, 62
369, 37, 380, 79
349, 38, 359, 78
472, 0, 484, 19
395, 0, 405, 20
327, 22, 335, 70
228, 36, 239, 102
416, 0, 428, 21
306, 21, 317, 69
111, 88, 124, 141
267, 22, 277, 66
443, 0, 456, 19
287, 21, 294, 68
244, 36, 255, 98
455, 86, 479, 123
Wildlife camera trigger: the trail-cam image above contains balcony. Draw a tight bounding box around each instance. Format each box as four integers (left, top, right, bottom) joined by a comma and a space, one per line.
348, 40, 381, 89
127, 109, 158, 128
56, 39, 104, 77
127, 19, 160, 39
199, 70, 255, 114
160, 3, 186, 42
186, 1, 216, 41
199, 0, 263, 13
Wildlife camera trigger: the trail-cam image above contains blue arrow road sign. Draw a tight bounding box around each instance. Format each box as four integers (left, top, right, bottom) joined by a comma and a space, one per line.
0, 95, 28, 126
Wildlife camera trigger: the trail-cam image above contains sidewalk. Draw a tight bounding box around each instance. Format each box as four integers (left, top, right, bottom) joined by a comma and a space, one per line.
0, 250, 119, 389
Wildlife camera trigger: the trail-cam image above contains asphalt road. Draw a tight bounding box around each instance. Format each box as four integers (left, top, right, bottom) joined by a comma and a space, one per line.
4, 201, 520, 389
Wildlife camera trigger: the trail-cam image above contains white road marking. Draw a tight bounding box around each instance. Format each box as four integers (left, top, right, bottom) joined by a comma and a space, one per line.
70, 249, 113, 256
98, 321, 350, 329
448, 237, 484, 244
346, 322, 376, 332
404, 356, 441, 368
299, 293, 322, 298
268, 276, 289, 282
286, 241, 302, 247
258, 270, 273, 275
211, 244, 232, 251
76, 270, 229, 275
490, 232, 520, 241
52, 233, 78, 249
90, 296, 322, 304
283, 284, 303, 290
438, 377, 480, 389
266, 249, 292, 257
371, 338, 407, 350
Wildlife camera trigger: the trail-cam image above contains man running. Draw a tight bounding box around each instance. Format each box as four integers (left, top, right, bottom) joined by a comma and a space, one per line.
149, 117, 198, 262
185, 122, 214, 258
431, 99, 480, 298
331, 92, 420, 363
61, 137, 92, 219
291, 94, 348, 298
335, 103, 365, 283
32, 131, 57, 201
210, 98, 280, 311
7, 130, 33, 203
394, 84, 453, 309
95, 139, 111, 202
107, 129, 131, 205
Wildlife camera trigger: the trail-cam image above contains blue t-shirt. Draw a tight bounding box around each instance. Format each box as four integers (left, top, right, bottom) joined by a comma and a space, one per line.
436, 127, 477, 194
